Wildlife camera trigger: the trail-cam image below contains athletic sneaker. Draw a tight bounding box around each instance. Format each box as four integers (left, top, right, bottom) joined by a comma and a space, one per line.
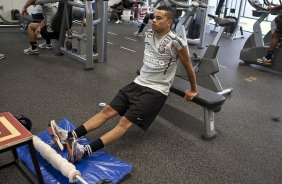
23, 47, 38, 55
67, 138, 85, 163
0, 54, 5, 60
39, 42, 52, 49
115, 20, 121, 24
48, 120, 68, 152
133, 31, 143, 37
257, 57, 272, 65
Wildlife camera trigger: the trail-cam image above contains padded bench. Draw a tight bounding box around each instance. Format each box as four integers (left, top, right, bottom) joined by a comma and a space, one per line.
171, 76, 225, 140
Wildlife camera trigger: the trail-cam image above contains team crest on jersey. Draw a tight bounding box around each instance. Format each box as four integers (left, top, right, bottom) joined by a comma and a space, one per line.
158, 43, 166, 54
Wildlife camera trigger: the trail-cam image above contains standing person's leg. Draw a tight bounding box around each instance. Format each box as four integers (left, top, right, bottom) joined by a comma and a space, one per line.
24, 22, 40, 55
39, 26, 52, 49
116, 10, 123, 23
265, 32, 281, 58
133, 13, 154, 36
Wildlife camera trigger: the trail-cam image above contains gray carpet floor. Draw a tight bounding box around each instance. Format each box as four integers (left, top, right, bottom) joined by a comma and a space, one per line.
0, 22, 282, 184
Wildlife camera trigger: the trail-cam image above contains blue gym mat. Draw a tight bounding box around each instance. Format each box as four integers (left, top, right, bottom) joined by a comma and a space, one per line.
17, 118, 133, 184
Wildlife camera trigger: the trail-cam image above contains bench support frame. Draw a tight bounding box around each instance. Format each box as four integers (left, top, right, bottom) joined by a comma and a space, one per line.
202, 108, 217, 140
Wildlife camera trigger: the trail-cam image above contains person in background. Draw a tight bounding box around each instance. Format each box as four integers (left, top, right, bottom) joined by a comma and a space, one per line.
257, 4, 282, 65
38, 2, 72, 50
110, 0, 131, 24
48, 6, 197, 163
21, 0, 56, 55
133, 0, 181, 37
20, 4, 44, 31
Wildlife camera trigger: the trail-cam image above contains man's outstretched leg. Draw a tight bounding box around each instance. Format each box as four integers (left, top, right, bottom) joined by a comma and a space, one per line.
48, 105, 119, 151
68, 116, 133, 163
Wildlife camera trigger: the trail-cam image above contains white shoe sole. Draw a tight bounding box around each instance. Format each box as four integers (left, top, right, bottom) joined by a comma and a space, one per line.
49, 120, 64, 152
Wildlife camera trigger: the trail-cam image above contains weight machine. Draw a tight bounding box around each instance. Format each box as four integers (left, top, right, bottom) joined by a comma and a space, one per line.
212, 0, 244, 40
0, 12, 21, 28
60, 0, 108, 70
36, 0, 108, 70
170, 0, 209, 49
170, 0, 233, 94
240, 0, 282, 72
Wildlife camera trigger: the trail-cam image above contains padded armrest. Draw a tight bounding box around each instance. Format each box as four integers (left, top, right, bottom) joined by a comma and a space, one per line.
171, 77, 225, 111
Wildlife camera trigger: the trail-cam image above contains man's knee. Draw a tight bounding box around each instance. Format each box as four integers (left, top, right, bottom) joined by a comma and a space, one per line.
28, 23, 39, 31
27, 24, 33, 31
117, 117, 133, 131
101, 105, 118, 118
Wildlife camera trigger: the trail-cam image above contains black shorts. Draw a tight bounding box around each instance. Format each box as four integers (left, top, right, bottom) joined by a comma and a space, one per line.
31, 13, 44, 20
109, 82, 167, 131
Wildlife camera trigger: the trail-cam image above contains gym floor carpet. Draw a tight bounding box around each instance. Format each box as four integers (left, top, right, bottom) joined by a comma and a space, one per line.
0, 22, 282, 184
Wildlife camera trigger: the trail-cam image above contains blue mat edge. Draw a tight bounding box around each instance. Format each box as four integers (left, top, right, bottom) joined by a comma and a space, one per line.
16, 118, 133, 184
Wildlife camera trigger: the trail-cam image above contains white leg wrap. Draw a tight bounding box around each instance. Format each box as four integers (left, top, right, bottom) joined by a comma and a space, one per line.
32, 136, 82, 183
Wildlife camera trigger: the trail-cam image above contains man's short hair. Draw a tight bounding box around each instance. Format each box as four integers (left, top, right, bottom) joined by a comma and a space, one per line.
156, 5, 175, 20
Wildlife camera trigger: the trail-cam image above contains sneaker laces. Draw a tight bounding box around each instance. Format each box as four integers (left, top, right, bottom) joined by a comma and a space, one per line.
50, 120, 68, 143
69, 139, 85, 163
55, 127, 68, 143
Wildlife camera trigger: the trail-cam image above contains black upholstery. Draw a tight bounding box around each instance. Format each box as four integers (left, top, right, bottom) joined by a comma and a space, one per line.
136, 69, 225, 112
171, 76, 225, 111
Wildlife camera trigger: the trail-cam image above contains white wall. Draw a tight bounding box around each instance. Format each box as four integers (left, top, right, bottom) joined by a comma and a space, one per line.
0, 0, 121, 21
108, 0, 121, 7
0, 0, 34, 21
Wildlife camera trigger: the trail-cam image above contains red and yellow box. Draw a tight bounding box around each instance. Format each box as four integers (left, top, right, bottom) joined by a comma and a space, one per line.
0, 112, 32, 150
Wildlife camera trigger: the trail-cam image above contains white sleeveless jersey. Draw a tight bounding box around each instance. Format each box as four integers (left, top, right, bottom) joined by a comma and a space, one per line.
134, 30, 187, 96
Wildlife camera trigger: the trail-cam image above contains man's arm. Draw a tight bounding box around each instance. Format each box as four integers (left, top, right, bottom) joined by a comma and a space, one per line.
35, 19, 47, 34
21, 0, 36, 17
177, 46, 198, 101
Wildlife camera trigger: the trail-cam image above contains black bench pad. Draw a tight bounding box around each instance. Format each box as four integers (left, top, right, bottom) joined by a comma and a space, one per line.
171, 76, 225, 111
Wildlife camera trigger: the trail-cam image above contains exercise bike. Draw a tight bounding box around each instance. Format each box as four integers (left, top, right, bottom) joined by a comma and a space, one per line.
262, 0, 282, 45
239, 0, 282, 72
0, 13, 21, 28
169, 0, 209, 49
175, 13, 235, 95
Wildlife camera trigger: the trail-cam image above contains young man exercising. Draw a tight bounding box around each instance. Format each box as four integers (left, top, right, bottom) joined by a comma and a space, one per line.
49, 5, 198, 163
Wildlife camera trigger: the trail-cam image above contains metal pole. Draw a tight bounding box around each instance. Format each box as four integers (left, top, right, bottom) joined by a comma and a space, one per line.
58, 2, 68, 53
103, 0, 108, 61
95, 0, 108, 63
198, 0, 208, 49
85, 0, 94, 70
76, 175, 88, 184
229, 0, 245, 39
